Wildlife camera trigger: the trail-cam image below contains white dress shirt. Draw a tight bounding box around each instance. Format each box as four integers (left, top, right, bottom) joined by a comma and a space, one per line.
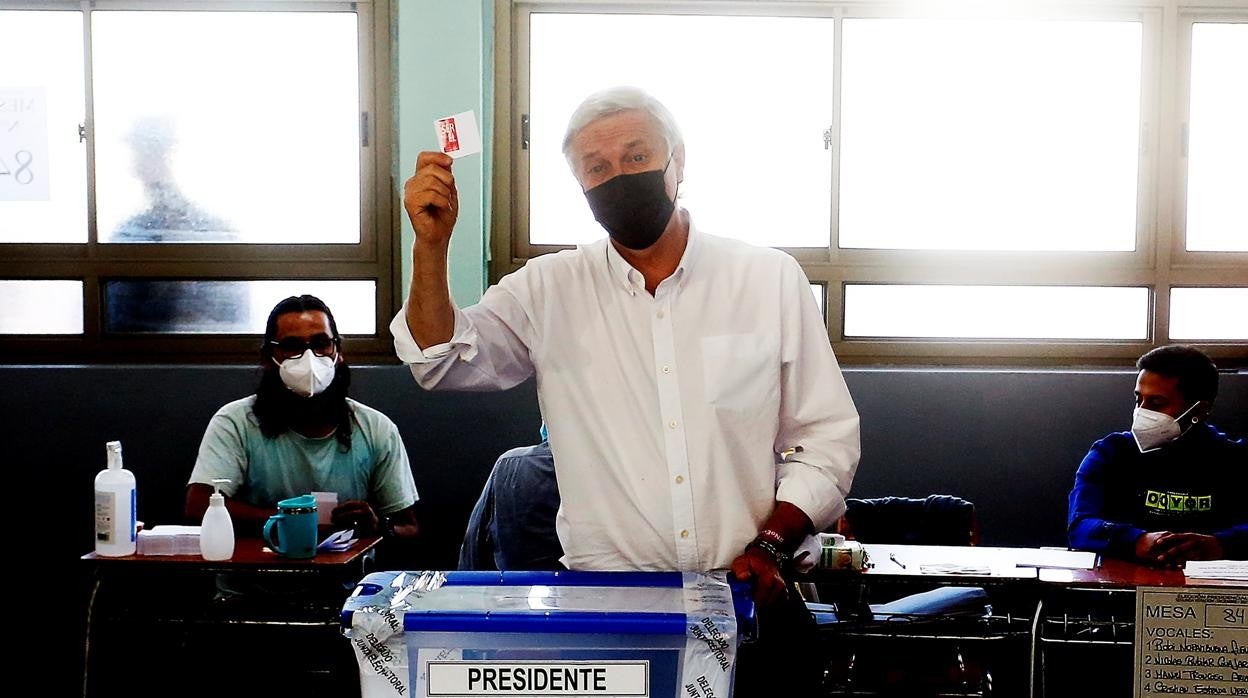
392, 222, 860, 571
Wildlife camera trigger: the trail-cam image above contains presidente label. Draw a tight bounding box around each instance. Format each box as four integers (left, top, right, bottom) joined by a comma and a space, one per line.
426, 661, 649, 697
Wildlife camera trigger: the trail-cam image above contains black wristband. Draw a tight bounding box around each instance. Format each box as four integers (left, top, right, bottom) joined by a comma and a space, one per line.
747, 538, 790, 566
757, 528, 787, 550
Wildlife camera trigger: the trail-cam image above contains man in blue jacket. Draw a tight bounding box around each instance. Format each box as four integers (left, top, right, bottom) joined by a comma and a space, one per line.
1069, 345, 1247, 564
459, 425, 563, 571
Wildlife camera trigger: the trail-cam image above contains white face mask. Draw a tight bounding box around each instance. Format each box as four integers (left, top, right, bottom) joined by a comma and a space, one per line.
1131, 402, 1200, 453
275, 352, 337, 398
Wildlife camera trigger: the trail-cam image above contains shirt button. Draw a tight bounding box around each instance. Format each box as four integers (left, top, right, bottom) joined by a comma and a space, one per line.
656, 309, 665, 319
669, 420, 678, 429
662, 365, 672, 374
675, 475, 684, 484
680, 529, 689, 539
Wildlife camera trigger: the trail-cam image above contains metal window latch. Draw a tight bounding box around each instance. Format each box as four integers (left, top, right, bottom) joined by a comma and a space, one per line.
823, 126, 833, 150
360, 112, 369, 147
521, 114, 530, 150
79, 122, 87, 143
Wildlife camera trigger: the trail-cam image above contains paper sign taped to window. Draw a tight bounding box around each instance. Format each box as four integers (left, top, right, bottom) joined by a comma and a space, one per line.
0, 87, 50, 201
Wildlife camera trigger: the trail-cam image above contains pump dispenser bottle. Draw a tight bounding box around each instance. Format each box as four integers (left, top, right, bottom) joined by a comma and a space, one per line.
200, 478, 235, 561
94, 441, 136, 556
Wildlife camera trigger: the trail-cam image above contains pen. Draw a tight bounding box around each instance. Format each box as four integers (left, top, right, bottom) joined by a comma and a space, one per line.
889, 553, 906, 569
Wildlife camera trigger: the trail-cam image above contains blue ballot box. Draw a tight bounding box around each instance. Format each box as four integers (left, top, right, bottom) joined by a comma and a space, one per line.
342, 570, 754, 698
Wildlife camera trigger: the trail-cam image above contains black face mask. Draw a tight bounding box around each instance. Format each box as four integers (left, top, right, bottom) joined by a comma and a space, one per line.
583, 161, 676, 251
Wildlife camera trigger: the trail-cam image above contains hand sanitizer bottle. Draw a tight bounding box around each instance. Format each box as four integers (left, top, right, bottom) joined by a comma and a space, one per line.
94, 441, 136, 557
200, 478, 235, 561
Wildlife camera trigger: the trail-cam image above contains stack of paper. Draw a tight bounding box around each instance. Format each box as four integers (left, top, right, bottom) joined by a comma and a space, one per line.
137, 525, 201, 556
317, 529, 358, 552
1183, 560, 1248, 581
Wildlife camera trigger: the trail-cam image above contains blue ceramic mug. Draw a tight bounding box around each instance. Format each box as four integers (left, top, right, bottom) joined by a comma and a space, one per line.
263, 494, 318, 558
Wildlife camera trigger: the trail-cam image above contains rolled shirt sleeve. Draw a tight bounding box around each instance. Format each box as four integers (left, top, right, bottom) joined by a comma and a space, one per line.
390, 281, 536, 392
773, 255, 861, 531
390, 299, 476, 364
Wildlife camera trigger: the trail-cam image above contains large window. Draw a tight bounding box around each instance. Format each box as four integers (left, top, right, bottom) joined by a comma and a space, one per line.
0, 1, 393, 360
498, 1, 1248, 364
838, 18, 1142, 252
1184, 22, 1248, 253
526, 13, 835, 248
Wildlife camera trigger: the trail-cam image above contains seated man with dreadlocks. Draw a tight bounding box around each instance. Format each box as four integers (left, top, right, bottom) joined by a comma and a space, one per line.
186, 295, 419, 543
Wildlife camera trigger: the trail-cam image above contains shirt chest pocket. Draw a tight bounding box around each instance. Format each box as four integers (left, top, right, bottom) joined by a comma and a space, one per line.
700, 334, 780, 413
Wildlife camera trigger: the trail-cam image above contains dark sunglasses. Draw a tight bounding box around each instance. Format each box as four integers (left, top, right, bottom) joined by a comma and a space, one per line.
268, 334, 340, 358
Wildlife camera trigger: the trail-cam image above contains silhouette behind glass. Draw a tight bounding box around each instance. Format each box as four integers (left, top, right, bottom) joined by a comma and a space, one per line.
111, 116, 233, 242
107, 116, 247, 333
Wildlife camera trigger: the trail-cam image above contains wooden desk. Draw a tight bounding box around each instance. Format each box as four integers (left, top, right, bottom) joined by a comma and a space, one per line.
81, 537, 380, 698
1038, 557, 1246, 588
82, 535, 380, 571
807, 543, 1243, 593
862, 544, 1041, 580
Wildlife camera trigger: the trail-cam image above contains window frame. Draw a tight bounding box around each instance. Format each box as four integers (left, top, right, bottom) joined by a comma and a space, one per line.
0, 0, 397, 363
493, 0, 1248, 367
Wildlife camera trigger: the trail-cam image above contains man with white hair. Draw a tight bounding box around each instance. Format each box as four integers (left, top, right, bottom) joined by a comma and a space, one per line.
394, 87, 860, 605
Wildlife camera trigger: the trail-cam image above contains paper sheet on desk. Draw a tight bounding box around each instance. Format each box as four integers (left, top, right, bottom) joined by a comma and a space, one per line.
1014, 549, 1097, 570
1183, 560, 1248, 581
318, 529, 358, 552
919, 563, 993, 575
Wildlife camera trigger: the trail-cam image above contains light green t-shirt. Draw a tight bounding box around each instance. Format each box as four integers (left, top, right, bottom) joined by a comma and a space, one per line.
188, 396, 418, 515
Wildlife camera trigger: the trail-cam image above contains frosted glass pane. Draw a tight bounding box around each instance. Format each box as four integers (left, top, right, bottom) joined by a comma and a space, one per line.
0, 11, 87, 243
529, 14, 834, 247
92, 12, 359, 244
0, 280, 82, 333
839, 19, 1142, 251
811, 283, 825, 318
1185, 23, 1248, 252
1170, 288, 1248, 340
104, 280, 375, 334
844, 285, 1148, 339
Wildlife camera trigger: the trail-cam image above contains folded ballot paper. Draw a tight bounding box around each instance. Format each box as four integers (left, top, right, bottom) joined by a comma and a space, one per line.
317, 529, 358, 553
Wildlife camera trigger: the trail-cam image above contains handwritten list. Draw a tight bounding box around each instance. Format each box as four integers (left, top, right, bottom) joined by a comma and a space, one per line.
1135, 587, 1248, 697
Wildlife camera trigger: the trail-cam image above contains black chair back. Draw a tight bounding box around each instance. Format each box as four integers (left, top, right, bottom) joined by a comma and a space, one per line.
841, 495, 978, 546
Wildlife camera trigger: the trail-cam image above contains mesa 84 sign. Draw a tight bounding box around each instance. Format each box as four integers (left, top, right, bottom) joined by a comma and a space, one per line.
0, 87, 50, 201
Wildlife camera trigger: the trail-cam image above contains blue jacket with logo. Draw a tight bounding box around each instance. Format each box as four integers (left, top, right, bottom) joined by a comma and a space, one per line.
1068, 423, 1248, 559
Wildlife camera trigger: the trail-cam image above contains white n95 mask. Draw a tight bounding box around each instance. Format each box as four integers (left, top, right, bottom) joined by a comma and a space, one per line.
1131, 402, 1200, 453
276, 352, 337, 397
